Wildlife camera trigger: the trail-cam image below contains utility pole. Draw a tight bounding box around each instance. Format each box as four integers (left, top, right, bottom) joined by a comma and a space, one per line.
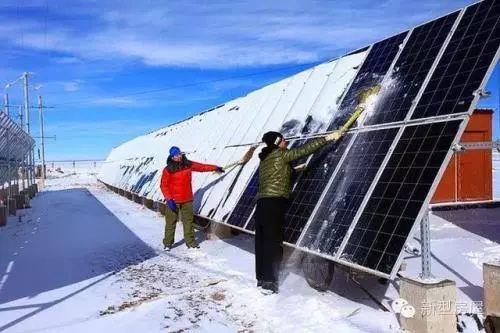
4, 93, 9, 115
19, 105, 26, 191
23, 72, 33, 187
4, 94, 11, 198
38, 96, 46, 183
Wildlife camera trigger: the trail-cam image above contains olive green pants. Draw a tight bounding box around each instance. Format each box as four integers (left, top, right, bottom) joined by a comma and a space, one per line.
163, 201, 196, 247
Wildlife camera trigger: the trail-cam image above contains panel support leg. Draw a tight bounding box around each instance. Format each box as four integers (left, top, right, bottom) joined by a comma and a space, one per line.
420, 208, 433, 280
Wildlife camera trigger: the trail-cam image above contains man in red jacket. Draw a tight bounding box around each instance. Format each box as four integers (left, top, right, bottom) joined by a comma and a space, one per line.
160, 146, 224, 250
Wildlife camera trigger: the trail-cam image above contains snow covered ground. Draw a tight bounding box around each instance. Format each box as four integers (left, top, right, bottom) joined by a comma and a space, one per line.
0, 156, 499, 333
0, 171, 398, 333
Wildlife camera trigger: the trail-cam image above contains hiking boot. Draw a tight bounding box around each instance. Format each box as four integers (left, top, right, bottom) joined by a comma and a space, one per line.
187, 243, 200, 249
163, 244, 173, 251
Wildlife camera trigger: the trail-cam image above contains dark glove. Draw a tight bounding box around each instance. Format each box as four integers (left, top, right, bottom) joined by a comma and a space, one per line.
167, 199, 177, 212
215, 166, 225, 173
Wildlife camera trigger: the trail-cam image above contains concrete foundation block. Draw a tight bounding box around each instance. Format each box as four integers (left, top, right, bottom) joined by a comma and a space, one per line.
484, 262, 500, 332
143, 198, 154, 210
26, 186, 34, 199
207, 222, 233, 240
484, 262, 500, 316
400, 276, 456, 333
23, 194, 30, 208
133, 194, 142, 204
14, 194, 24, 209
8, 198, 16, 216
0, 204, 6, 226
0, 189, 7, 202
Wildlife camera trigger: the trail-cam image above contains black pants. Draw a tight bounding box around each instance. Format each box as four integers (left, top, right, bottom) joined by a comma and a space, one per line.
255, 197, 288, 284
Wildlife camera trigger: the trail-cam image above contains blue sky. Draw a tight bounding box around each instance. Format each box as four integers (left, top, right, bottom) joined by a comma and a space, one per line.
0, 0, 497, 161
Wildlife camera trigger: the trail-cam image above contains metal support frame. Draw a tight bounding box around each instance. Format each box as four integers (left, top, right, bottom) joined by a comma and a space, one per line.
455, 140, 500, 151
419, 209, 433, 279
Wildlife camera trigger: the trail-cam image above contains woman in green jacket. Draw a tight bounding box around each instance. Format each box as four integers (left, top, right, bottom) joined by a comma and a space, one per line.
256, 130, 342, 293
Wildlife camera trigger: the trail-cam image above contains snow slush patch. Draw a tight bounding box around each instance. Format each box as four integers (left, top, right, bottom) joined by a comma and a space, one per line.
357, 74, 400, 125
465, 246, 500, 269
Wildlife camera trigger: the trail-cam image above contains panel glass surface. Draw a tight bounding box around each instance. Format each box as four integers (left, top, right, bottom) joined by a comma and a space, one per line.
341, 120, 462, 274
299, 128, 398, 254
365, 11, 460, 125
411, 1, 500, 119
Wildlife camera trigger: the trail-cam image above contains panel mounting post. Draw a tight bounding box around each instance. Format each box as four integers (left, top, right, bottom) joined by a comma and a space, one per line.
420, 208, 433, 279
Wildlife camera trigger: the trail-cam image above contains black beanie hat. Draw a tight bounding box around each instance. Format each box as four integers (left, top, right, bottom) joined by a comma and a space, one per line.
262, 131, 283, 147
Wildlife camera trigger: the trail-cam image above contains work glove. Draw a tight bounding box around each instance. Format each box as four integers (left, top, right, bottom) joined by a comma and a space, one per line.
167, 199, 177, 212
215, 166, 225, 173
325, 130, 342, 142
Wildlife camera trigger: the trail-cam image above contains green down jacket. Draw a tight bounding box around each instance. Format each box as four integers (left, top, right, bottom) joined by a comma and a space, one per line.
258, 137, 328, 199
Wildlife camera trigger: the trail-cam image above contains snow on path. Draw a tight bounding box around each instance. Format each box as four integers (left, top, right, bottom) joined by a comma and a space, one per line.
0, 174, 397, 333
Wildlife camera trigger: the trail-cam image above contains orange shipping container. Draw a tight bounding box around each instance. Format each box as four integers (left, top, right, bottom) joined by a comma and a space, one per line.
431, 109, 493, 203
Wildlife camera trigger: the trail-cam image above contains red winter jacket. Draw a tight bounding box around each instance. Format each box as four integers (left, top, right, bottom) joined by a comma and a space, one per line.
160, 159, 218, 203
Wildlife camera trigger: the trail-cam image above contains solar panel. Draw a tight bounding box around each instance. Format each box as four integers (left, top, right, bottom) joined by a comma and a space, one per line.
99, 0, 500, 281
339, 120, 463, 275
274, 33, 407, 243
0, 112, 34, 186
298, 128, 399, 254
242, 134, 354, 238
365, 11, 460, 125
226, 51, 368, 232
328, 31, 408, 131
278, 134, 354, 242
411, 0, 500, 119
226, 170, 259, 228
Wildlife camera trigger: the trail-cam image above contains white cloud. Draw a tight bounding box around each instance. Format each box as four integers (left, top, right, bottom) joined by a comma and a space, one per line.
0, 0, 476, 69
91, 97, 139, 107
62, 80, 82, 92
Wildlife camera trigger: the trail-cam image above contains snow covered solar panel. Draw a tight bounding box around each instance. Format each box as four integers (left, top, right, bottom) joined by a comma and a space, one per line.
298, 128, 398, 255
411, 0, 500, 119
364, 11, 460, 125
227, 52, 368, 233
340, 120, 462, 275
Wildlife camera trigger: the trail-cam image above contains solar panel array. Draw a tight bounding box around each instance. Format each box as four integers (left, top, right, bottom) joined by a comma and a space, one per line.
99, 0, 499, 279
222, 0, 499, 278
0, 111, 34, 185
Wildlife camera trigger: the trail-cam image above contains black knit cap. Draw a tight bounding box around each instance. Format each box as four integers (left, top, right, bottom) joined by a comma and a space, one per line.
262, 131, 283, 147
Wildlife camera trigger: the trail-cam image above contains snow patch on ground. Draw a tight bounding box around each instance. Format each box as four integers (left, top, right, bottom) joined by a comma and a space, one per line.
465, 246, 500, 270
